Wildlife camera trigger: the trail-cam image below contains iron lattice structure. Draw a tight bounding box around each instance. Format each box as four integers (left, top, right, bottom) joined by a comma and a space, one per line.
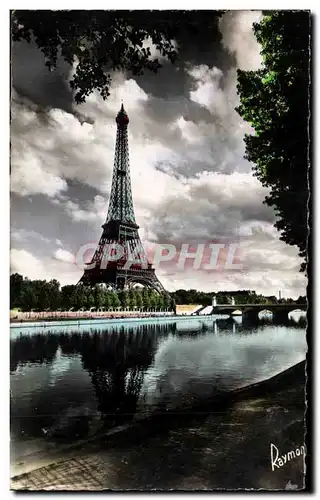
79, 105, 165, 292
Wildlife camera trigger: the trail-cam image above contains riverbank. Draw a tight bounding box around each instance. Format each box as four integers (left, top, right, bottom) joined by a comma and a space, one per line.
10, 304, 203, 324
10, 311, 175, 324
10, 314, 218, 331
11, 360, 306, 491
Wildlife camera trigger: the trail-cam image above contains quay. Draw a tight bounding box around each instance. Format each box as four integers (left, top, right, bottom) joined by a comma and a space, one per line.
10, 314, 217, 331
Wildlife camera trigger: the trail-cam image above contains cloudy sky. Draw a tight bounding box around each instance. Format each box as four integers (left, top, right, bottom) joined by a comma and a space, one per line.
10, 10, 307, 298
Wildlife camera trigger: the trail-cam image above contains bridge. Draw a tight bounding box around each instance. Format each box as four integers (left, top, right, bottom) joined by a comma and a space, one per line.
211, 303, 307, 323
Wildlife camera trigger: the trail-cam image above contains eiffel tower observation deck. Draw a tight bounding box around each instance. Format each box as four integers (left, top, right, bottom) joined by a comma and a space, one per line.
79, 105, 165, 292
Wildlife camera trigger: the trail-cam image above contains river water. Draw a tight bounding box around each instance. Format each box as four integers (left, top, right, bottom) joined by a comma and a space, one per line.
10, 314, 307, 464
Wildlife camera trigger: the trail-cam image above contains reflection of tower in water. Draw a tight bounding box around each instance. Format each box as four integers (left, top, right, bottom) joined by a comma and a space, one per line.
80, 323, 170, 424
10, 325, 170, 440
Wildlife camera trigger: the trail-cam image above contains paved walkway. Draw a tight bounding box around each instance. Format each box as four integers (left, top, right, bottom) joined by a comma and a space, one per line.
11, 363, 306, 491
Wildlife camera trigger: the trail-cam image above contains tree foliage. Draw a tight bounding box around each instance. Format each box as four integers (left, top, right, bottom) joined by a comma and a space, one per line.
12, 10, 223, 104
10, 273, 24, 309
10, 274, 174, 312
10, 275, 304, 311
236, 11, 310, 271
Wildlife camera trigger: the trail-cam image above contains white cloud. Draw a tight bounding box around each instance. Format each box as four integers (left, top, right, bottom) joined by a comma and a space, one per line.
219, 11, 263, 71
160, 266, 306, 300
10, 239, 307, 299
62, 195, 107, 223
11, 148, 68, 197
188, 65, 228, 117
11, 228, 51, 244
10, 248, 80, 285
53, 248, 74, 264
150, 171, 273, 243
173, 116, 207, 145
77, 73, 149, 119
11, 249, 46, 279
10, 76, 150, 199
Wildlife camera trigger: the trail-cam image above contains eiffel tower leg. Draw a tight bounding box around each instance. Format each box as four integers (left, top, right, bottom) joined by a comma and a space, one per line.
146, 276, 165, 293
125, 274, 165, 293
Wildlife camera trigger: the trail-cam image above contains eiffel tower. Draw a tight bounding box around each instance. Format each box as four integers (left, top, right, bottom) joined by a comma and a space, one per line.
79, 104, 165, 292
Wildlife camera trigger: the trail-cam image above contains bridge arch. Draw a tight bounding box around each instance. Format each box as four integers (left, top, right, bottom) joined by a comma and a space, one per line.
243, 306, 290, 324
258, 309, 273, 319
288, 309, 307, 324
289, 308, 306, 315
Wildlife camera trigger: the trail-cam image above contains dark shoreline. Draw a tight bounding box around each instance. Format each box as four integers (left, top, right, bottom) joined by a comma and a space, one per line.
99, 360, 306, 448
11, 359, 306, 489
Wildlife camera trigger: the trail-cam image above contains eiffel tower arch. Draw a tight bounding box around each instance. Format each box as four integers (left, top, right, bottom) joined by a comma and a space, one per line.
79, 105, 165, 293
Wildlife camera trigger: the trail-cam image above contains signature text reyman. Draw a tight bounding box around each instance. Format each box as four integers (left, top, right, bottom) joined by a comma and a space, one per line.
270, 443, 305, 471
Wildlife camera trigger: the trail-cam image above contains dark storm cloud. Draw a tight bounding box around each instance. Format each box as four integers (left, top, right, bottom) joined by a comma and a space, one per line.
11, 40, 95, 125
12, 40, 74, 114
149, 194, 273, 245
134, 9, 234, 99
140, 95, 213, 131
11, 191, 103, 257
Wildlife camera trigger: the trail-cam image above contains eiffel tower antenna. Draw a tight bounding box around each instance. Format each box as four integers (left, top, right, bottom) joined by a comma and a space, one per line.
79, 105, 165, 292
